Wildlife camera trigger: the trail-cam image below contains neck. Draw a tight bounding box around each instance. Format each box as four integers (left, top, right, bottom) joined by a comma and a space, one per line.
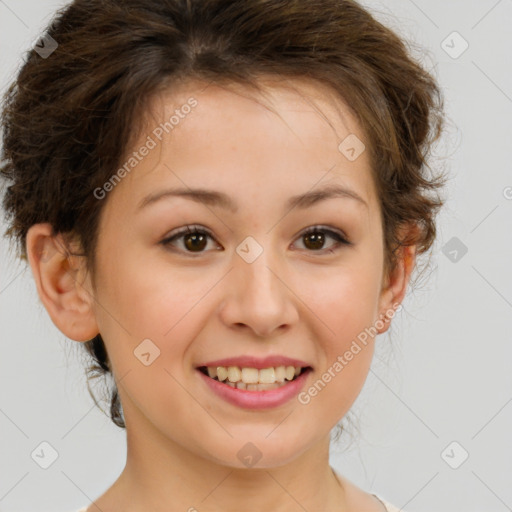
103, 411, 347, 512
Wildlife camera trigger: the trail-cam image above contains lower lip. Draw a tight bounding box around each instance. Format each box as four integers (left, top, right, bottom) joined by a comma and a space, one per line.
197, 369, 311, 410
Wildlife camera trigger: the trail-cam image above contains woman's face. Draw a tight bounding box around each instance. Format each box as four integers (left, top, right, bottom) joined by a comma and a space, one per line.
87, 78, 403, 468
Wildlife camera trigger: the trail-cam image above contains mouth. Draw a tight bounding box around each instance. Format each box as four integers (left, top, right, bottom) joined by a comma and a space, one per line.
197, 365, 312, 391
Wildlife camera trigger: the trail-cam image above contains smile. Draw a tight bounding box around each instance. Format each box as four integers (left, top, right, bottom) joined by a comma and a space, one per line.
197, 363, 312, 409
198, 365, 307, 391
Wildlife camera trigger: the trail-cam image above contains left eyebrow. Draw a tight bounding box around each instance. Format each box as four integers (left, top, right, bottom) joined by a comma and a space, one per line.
138, 187, 238, 213
137, 183, 368, 213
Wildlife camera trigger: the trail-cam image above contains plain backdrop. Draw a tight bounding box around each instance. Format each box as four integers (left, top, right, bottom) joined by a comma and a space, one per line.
1, 1, 511, 511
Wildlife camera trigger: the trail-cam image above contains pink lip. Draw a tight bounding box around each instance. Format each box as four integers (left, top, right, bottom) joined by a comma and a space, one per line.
197, 355, 311, 370
197, 367, 312, 410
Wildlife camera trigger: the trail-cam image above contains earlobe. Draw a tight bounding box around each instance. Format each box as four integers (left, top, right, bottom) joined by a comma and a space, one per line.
26, 223, 99, 342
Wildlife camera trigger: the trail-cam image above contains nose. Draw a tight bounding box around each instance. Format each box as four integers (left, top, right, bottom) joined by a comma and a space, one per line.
217, 246, 299, 338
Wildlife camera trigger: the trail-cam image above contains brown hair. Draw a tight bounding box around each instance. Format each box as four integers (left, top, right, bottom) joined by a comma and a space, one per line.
0, 0, 446, 429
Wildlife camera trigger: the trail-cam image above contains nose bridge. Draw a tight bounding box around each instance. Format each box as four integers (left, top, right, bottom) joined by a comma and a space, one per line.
236, 233, 282, 300
218, 233, 298, 336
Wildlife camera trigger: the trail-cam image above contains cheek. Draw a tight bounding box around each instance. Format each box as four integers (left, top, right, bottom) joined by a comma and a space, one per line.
296, 259, 381, 404
90, 255, 212, 424
92, 248, 217, 369
302, 255, 383, 338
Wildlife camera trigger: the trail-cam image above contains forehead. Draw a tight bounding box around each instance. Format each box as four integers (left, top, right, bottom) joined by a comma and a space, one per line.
146, 75, 361, 150
112, 76, 379, 220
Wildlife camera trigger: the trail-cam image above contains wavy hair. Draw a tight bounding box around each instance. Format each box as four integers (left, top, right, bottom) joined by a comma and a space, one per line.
1, 0, 446, 428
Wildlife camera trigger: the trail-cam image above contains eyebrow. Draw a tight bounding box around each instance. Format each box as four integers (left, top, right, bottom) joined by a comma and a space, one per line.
138, 183, 368, 213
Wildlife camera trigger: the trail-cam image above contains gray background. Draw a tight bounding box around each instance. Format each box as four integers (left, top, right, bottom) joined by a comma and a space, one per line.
1, 1, 511, 511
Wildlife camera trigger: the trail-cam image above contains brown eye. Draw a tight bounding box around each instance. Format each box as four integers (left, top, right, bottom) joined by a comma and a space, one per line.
183, 232, 208, 252
161, 225, 350, 256
303, 231, 326, 250
161, 225, 219, 254
295, 226, 351, 253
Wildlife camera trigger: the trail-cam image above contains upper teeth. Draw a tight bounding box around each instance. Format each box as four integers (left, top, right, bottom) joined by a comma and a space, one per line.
207, 365, 301, 384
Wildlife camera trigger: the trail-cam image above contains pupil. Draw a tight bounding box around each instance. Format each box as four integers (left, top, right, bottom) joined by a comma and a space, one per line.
185, 233, 207, 251
305, 232, 324, 250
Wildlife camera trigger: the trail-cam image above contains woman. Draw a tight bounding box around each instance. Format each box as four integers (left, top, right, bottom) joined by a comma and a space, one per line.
0, 0, 445, 510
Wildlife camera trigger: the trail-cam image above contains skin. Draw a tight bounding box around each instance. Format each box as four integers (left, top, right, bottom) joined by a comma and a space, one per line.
26, 77, 416, 512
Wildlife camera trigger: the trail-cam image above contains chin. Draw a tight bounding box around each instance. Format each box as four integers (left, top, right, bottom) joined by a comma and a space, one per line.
199, 427, 321, 470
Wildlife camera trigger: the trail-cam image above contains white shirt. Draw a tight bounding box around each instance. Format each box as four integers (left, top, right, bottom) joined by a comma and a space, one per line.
76, 496, 404, 512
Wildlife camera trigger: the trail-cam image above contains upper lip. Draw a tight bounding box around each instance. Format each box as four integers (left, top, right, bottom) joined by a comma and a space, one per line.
197, 356, 312, 370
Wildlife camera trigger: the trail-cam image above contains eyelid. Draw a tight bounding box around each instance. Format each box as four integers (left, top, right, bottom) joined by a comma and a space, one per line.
297, 225, 351, 245
166, 224, 215, 239
160, 224, 351, 254
160, 224, 220, 253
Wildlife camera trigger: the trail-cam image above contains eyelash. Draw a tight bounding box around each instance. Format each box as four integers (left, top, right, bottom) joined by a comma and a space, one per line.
160, 224, 351, 256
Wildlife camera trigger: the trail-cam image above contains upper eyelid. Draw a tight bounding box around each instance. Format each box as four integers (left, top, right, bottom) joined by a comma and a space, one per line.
161, 224, 350, 246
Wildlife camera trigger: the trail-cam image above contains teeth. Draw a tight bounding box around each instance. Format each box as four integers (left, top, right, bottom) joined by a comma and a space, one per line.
259, 367, 276, 384
241, 367, 259, 384
216, 366, 228, 381
256, 382, 280, 390
285, 366, 295, 381
246, 382, 283, 391
275, 366, 286, 382
204, 365, 304, 386
227, 366, 242, 382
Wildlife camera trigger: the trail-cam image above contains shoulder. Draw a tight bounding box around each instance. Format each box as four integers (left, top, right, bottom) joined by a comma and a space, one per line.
333, 469, 406, 512
372, 494, 405, 512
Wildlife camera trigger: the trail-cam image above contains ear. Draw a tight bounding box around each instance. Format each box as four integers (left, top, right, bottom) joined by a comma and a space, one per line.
25, 223, 99, 342
376, 225, 418, 335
